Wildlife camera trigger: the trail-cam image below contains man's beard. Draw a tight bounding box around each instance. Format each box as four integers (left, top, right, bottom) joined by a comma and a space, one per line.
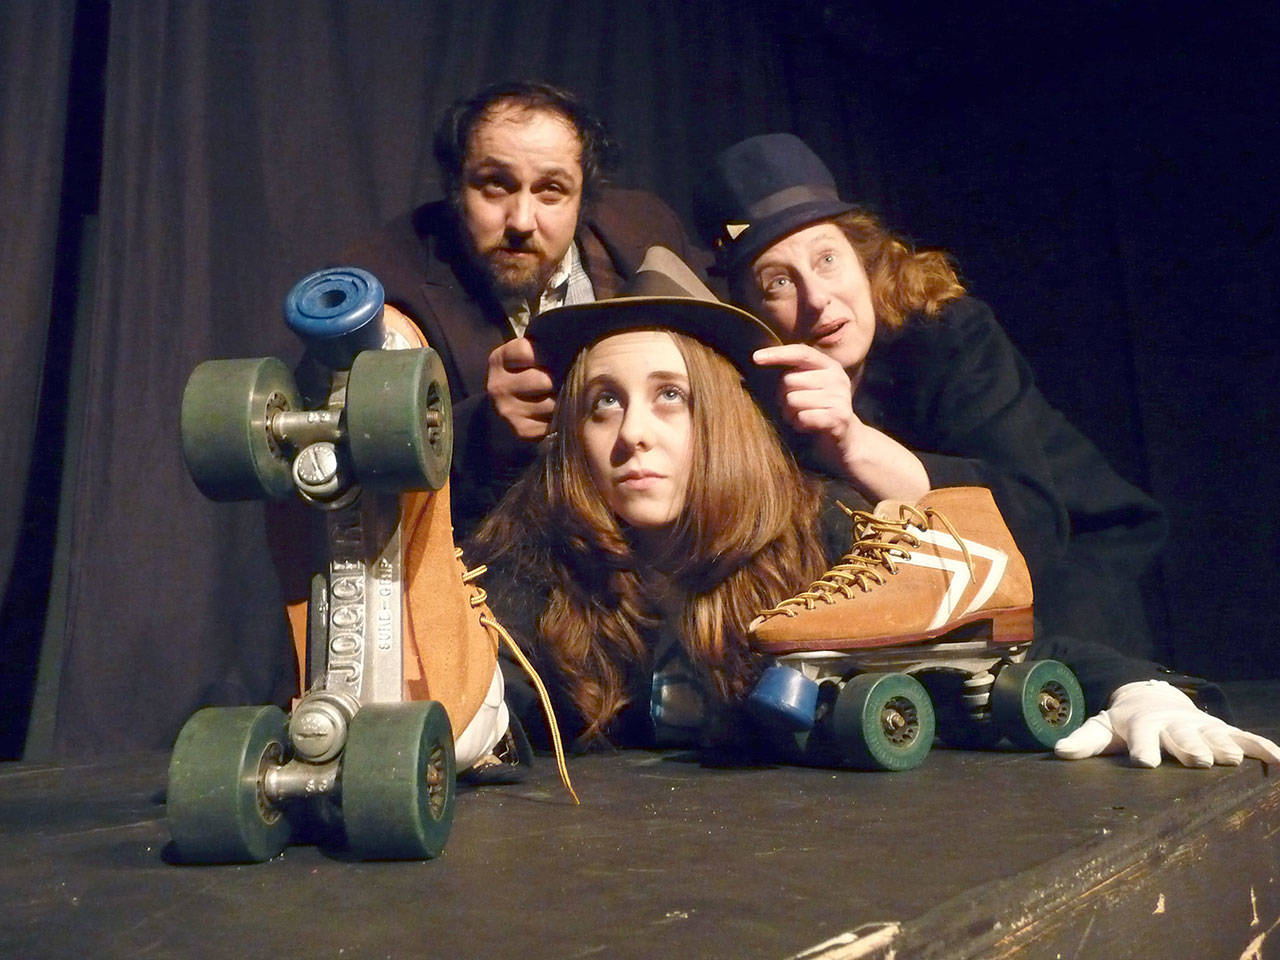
477, 242, 556, 302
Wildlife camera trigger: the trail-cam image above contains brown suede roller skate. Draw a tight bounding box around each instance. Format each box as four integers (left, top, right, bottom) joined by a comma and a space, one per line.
168, 268, 572, 866
746, 487, 1084, 770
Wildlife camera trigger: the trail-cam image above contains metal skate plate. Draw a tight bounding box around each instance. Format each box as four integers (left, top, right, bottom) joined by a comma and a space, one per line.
776, 638, 1030, 684
305, 323, 415, 703
319, 491, 404, 704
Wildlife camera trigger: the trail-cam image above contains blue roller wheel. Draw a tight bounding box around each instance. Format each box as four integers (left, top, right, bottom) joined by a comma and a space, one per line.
830, 672, 936, 771
284, 267, 386, 369
991, 659, 1085, 750
341, 702, 455, 860
748, 665, 820, 731
167, 706, 292, 863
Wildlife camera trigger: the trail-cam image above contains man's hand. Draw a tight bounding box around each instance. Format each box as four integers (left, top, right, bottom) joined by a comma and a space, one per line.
486, 338, 555, 440
1055, 680, 1280, 768
753, 343, 858, 463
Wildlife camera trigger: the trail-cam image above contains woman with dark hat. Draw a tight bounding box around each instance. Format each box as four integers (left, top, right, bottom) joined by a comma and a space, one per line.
694, 133, 1275, 768
467, 243, 1280, 770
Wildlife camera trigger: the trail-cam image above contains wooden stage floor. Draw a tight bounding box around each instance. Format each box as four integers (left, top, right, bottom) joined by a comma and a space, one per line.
2, 682, 1277, 959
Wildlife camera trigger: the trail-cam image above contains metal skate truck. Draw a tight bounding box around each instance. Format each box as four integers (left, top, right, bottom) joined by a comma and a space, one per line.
746, 487, 1086, 770
168, 267, 457, 862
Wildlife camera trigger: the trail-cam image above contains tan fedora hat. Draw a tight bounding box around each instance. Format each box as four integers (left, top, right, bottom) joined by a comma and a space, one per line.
525, 245, 781, 390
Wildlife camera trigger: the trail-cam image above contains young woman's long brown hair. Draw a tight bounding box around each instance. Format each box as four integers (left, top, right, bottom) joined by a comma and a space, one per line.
471, 330, 828, 743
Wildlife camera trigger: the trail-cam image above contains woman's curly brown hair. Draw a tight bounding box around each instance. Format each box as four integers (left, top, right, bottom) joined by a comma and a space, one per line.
834, 211, 966, 329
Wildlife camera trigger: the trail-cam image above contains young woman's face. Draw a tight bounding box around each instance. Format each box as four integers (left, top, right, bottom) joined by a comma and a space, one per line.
580, 330, 693, 533
739, 221, 877, 373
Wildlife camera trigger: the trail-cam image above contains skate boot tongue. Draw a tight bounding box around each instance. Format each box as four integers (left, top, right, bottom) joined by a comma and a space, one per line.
859, 498, 928, 550
871, 499, 934, 536
872, 498, 912, 521
870, 498, 976, 572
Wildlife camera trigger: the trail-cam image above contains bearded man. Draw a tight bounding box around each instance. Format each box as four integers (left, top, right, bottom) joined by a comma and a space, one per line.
343, 81, 699, 532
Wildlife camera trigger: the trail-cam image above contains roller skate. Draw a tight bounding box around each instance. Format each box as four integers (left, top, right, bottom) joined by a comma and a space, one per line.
168, 267, 569, 864
747, 487, 1085, 770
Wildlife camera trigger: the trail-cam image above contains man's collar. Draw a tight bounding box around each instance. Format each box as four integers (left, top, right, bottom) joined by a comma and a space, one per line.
544, 243, 577, 296
500, 242, 580, 323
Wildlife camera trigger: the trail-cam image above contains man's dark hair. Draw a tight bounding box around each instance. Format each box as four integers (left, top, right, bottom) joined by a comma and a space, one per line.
432, 80, 617, 202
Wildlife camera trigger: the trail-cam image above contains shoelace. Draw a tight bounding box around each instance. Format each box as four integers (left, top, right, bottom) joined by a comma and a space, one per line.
759, 502, 976, 618
461, 551, 580, 805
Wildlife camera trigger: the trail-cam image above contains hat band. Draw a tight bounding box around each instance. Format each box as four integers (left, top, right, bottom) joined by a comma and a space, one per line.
747, 183, 840, 221
723, 183, 840, 243
627, 269, 705, 301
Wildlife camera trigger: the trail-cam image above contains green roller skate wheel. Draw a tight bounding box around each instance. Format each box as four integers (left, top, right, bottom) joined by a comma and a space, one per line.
991, 659, 1085, 750
345, 348, 452, 491
340, 701, 455, 860
181, 357, 300, 501
167, 705, 292, 863
830, 672, 936, 771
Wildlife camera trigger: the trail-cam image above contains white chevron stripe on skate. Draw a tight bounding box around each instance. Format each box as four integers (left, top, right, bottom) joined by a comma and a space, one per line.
898, 526, 1008, 630
895, 549, 971, 631
914, 528, 1009, 614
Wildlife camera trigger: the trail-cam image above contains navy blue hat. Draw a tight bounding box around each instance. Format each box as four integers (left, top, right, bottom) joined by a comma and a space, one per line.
695, 133, 854, 275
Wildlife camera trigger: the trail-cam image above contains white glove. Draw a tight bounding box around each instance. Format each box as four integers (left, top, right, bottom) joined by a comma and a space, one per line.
1054, 680, 1280, 768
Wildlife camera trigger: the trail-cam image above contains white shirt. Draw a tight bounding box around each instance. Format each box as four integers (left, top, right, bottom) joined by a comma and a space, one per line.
502, 241, 595, 337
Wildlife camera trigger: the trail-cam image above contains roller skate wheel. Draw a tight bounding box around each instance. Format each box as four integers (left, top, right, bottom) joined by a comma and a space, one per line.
180, 357, 300, 501
748, 665, 819, 731
340, 701, 456, 860
830, 672, 936, 771
345, 347, 452, 491
284, 267, 386, 369
167, 705, 293, 863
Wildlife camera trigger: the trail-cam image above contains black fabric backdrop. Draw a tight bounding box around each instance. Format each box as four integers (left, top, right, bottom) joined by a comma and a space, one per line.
1, 0, 78, 758
3, 1, 1277, 758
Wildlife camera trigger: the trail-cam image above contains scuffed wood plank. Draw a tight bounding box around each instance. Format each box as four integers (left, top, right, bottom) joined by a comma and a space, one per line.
874, 767, 1280, 959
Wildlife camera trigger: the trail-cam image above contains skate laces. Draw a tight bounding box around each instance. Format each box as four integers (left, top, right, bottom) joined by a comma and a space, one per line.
460, 550, 580, 805
758, 501, 975, 618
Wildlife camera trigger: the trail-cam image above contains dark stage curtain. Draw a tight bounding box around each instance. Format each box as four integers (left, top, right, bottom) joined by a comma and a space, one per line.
37, 0, 798, 756
7, 1, 1278, 756
0, 0, 77, 757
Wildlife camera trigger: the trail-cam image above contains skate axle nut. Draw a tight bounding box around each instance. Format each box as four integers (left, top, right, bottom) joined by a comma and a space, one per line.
288, 690, 360, 762
292, 442, 344, 500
